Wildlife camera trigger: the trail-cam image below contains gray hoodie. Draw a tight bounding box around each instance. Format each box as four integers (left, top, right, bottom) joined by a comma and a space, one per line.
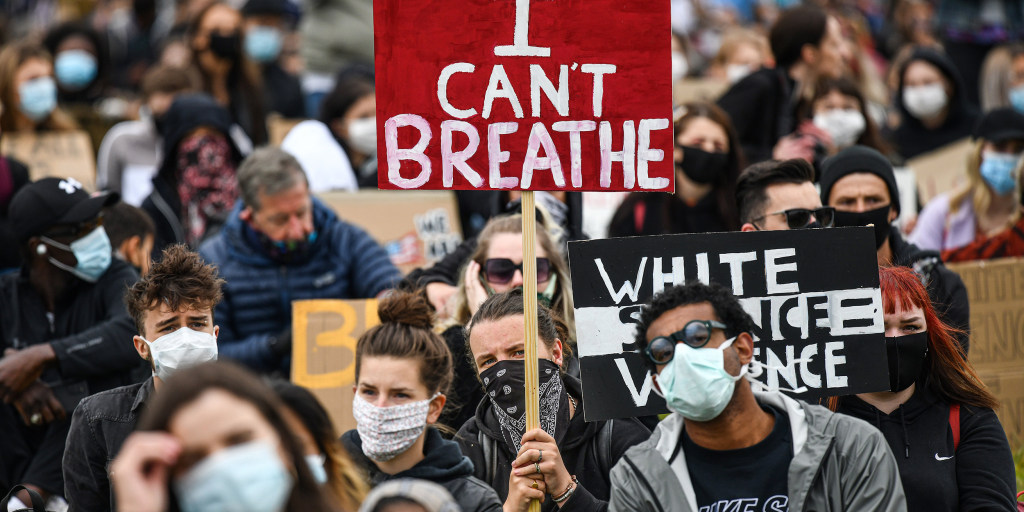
608, 391, 907, 512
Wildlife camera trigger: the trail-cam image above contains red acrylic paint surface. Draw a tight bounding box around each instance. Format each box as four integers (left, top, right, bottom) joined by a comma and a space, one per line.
374, 0, 673, 192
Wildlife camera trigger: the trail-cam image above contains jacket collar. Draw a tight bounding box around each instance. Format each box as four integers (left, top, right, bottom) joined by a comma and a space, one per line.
131, 376, 156, 414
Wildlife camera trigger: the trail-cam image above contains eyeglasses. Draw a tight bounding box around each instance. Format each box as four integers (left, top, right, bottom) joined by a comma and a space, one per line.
482, 258, 551, 285
644, 320, 727, 364
753, 207, 834, 229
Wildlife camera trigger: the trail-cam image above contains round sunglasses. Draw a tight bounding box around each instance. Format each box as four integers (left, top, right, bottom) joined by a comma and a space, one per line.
644, 319, 728, 365
482, 257, 552, 284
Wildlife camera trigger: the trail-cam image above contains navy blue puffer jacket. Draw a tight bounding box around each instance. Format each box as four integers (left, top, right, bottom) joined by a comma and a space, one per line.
199, 197, 401, 374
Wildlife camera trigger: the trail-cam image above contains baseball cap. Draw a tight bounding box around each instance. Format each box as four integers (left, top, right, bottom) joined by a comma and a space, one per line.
973, 108, 1024, 143
9, 177, 119, 241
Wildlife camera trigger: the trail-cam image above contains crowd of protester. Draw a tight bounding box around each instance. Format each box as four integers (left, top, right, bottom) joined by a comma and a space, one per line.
0, 0, 1023, 511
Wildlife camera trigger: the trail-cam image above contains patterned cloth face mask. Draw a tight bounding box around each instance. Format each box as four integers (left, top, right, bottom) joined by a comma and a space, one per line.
353, 393, 437, 462
480, 359, 569, 455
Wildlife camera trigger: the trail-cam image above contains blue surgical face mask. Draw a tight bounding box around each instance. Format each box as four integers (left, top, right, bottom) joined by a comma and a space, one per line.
18, 77, 57, 122
175, 440, 294, 512
654, 337, 745, 422
305, 454, 328, 485
1010, 84, 1024, 115
54, 49, 98, 90
245, 26, 283, 63
40, 226, 113, 283
979, 150, 1022, 196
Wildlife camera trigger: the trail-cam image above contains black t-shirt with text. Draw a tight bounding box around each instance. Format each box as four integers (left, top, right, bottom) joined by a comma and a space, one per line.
682, 405, 793, 512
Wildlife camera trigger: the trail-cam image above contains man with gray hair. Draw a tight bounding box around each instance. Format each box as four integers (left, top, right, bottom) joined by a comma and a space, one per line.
199, 147, 400, 375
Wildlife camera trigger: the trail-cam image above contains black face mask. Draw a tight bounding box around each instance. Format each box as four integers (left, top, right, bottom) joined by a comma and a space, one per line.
833, 205, 892, 248
208, 33, 241, 61
886, 331, 929, 392
480, 359, 569, 455
678, 146, 728, 185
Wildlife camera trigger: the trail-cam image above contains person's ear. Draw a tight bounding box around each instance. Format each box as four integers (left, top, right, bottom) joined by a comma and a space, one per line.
888, 207, 898, 223
330, 118, 349, 140
120, 235, 141, 259
239, 207, 253, 223
740, 222, 758, 232
552, 338, 564, 368
733, 332, 754, 365
213, 325, 219, 339
426, 393, 446, 425
800, 43, 818, 66
133, 335, 151, 361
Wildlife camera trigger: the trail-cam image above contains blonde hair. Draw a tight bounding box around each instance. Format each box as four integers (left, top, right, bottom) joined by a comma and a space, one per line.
0, 42, 78, 133
949, 140, 1023, 229
448, 214, 576, 341
712, 28, 769, 68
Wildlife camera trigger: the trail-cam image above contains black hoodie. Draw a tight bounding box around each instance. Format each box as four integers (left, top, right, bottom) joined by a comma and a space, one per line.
888, 48, 980, 160
455, 375, 650, 512
341, 427, 502, 512
836, 384, 1016, 511
890, 231, 971, 355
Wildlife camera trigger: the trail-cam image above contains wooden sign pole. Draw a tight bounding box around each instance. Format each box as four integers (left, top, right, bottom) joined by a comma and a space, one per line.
520, 191, 541, 512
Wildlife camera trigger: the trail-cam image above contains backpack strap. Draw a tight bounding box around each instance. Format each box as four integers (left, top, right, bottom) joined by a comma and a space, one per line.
589, 418, 616, 474
2, 484, 47, 512
949, 403, 961, 451
478, 428, 498, 485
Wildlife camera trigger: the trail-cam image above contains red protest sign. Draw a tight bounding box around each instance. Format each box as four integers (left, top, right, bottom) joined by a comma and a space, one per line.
374, 0, 673, 192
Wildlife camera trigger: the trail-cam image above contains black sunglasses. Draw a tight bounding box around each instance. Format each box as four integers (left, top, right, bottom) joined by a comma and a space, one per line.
644, 320, 728, 365
482, 258, 551, 285
754, 207, 834, 229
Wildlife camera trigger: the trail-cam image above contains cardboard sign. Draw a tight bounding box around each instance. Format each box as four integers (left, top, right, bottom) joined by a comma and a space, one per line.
374, 0, 674, 192
1, 130, 96, 190
317, 190, 463, 274
568, 227, 889, 421
291, 299, 380, 434
945, 257, 1024, 447
906, 138, 972, 205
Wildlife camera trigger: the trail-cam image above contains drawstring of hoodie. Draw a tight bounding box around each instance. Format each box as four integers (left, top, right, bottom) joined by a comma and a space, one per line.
899, 406, 910, 458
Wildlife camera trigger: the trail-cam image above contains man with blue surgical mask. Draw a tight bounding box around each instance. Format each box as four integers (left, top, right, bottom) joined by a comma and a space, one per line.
608, 281, 907, 512
241, 0, 305, 118
0, 177, 141, 509
63, 244, 223, 512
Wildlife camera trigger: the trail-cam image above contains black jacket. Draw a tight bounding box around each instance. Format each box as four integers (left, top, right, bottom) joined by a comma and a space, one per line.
341, 427, 502, 512
607, 191, 729, 237
0, 156, 30, 271
887, 48, 980, 160
63, 378, 153, 512
890, 231, 971, 355
717, 67, 796, 164
261, 63, 305, 119
0, 259, 144, 407
455, 375, 650, 512
836, 385, 1016, 511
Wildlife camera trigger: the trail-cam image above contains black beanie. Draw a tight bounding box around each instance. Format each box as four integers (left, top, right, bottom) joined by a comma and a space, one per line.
819, 145, 900, 214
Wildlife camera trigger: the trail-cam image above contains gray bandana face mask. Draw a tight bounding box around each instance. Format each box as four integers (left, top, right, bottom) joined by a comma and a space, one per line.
480, 359, 569, 455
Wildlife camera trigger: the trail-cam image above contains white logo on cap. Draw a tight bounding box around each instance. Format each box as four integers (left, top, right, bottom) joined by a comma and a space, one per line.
58, 178, 83, 194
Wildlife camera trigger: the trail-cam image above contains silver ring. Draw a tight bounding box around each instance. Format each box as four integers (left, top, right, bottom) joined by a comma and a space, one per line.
535, 462, 541, 474
30, 413, 42, 425
538, 449, 543, 463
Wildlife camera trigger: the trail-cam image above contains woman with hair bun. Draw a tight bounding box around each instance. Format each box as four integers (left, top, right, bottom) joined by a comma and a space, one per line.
340, 290, 502, 512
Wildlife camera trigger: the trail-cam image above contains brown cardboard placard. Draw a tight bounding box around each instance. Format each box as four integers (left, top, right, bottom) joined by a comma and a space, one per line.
291, 299, 380, 434
316, 190, 463, 274
673, 78, 730, 106
267, 115, 304, 146
905, 138, 973, 205
946, 257, 1024, 447
1, 130, 96, 190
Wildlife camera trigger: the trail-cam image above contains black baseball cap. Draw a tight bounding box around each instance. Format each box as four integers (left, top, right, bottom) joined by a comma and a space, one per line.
973, 108, 1024, 143
241, 0, 290, 17
9, 177, 119, 241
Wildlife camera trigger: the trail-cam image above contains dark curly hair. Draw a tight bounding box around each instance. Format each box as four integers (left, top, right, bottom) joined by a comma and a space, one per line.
633, 281, 756, 371
123, 244, 225, 337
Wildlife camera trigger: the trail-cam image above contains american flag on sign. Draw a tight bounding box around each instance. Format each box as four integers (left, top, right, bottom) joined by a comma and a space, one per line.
386, 232, 423, 266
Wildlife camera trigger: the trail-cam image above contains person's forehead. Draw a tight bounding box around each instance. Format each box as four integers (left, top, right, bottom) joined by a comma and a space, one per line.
764, 181, 820, 212
257, 182, 310, 213
884, 301, 924, 321
646, 302, 718, 341
470, 315, 524, 350
170, 389, 269, 451
830, 172, 889, 200
145, 302, 213, 321
358, 356, 425, 390
486, 232, 547, 260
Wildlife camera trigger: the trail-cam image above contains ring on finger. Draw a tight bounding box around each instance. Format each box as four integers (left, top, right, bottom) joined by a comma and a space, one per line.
535, 462, 541, 474
537, 449, 543, 463
30, 413, 42, 425
531, 482, 539, 489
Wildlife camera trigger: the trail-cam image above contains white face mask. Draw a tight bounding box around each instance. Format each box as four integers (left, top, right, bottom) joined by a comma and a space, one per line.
671, 51, 689, 81
813, 108, 866, 149
352, 393, 436, 462
142, 326, 218, 381
726, 64, 753, 84
346, 117, 377, 155
902, 83, 948, 120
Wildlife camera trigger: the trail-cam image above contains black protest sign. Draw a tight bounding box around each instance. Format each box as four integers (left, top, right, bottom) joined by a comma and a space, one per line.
568, 227, 888, 422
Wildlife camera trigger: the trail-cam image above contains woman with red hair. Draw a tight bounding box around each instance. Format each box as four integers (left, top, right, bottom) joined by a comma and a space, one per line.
831, 266, 1015, 511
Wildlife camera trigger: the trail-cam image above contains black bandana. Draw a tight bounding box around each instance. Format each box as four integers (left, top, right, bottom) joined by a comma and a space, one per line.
480, 359, 569, 455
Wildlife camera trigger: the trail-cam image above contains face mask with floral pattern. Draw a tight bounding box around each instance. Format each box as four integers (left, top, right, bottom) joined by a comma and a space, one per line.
352, 393, 437, 461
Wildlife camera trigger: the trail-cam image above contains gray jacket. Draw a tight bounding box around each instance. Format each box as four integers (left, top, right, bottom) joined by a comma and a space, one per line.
608, 391, 907, 512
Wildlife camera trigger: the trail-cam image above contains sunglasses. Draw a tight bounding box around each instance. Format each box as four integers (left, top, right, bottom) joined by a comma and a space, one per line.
482, 258, 551, 285
754, 207, 835, 229
644, 320, 728, 365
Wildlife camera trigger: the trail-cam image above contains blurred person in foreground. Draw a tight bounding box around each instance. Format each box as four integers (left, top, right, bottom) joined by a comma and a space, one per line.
63, 244, 222, 511
110, 362, 338, 512
199, 147, 400, 376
